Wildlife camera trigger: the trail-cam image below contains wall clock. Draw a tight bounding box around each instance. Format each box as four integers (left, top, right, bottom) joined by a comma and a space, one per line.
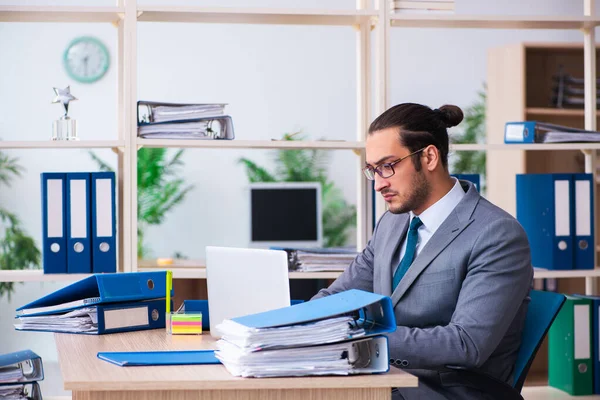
63, 36, 110, 84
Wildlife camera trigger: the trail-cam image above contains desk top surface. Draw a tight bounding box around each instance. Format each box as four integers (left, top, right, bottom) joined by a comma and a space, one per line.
55, 330, 418, 391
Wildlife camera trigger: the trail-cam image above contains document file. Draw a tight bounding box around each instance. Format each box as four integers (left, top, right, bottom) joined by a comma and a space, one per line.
0, 350, 43, 384
216, 289, 396, 346
517, 173, 595, 270
216, 336, 389, 378
66, 172, 92, 273
549, 295, 593, 395
16, 271, 168, 317
574, 295, 600, 394
91, 172, 116, 273
97, 350, 220, 366
41, 172, 67, 273
505, 121, 600, 143
15, 298, 166, 335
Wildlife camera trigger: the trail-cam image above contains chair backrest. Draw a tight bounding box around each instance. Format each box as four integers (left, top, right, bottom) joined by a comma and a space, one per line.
512, 290, 566, 391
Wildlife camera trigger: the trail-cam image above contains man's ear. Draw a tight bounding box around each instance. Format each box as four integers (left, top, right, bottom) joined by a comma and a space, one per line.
423, 145, 440, 172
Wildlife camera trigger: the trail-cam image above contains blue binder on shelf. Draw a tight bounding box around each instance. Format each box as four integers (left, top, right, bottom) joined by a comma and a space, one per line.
504, 121, 600, 143
16, 271, 169, 317
66, 172, 92, 274
0, 349, 44, 384
231, 289, 396, 337
91, 172, 117, 273
573, 173, 595, 270
573, 295, 600, 394
41, 172, 67, 274
15, 298, 166, 335
451, 174, 480, 192
516, 173, 595, 270
97, 350, 220, 366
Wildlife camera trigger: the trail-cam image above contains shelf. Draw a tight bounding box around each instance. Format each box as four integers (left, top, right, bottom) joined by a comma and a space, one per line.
0, 6, 124, 23
137, 7, 377, 26
521, 386, 600, 399
137, 139, 365, 150
390, 15, 599, 30
0, 270, 91, 283
526, 107, 591, 117
137, 266, 342, 280
533, 268, 600, 279
475, 143, 600, 150
0, 141, 124, 150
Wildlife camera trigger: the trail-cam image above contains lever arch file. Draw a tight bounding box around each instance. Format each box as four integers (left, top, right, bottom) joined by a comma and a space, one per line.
66, 172, 92, 274
91, 171, 116, 273
41, 172, 67, 274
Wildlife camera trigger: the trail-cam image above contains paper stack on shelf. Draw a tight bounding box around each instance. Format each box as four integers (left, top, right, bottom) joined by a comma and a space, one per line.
214, 289, 396, 378
389, 0, 454, 13
275, 247, 358, 272
552, 65, 600, 109
0, 350, 44, 400
137, 101, 235, 140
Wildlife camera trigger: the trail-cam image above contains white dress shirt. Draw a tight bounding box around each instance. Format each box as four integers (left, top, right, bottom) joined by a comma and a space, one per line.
397, 178, 466, 262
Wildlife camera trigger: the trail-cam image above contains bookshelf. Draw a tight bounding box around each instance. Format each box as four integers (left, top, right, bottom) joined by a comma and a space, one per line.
1, 1, 600, 397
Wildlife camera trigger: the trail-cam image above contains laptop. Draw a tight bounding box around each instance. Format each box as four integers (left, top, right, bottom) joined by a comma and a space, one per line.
205, 246, 291, 338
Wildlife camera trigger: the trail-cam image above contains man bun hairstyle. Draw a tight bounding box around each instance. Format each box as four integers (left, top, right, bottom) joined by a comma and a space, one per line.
435, 104, 464, 129
368, 102, 464, 170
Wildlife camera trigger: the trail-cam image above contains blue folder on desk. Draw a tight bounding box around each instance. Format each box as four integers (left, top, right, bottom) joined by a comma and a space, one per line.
16, 271, 169, 317
232, 289, 396, 336
97, 350, 220, 366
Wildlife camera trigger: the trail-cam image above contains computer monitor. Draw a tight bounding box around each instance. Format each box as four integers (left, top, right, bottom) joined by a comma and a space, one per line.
249, 182, 323, 248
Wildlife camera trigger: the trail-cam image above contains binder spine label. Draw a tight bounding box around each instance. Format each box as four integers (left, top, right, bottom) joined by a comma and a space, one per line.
575, 304, 591, 360
47, 179, 63, 238
554, 180, 571, 237
104, 306, 149, 330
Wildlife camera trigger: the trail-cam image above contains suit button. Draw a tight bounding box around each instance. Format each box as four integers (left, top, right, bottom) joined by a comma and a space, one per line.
395, 360, 403, 366
401, 360, 409, 367
389, 358, 395, 364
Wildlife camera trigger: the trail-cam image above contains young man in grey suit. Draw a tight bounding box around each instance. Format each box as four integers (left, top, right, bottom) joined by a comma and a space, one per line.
312, 103, 533, 399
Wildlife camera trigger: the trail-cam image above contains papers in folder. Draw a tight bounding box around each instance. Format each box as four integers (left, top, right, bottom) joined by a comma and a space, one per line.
214, 289, 396, 378
14, 307, 98, 333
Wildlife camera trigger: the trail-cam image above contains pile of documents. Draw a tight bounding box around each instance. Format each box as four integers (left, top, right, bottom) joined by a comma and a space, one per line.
390, 0, 454, 13
552, 65, 600, 109
0, 350, 44, 400
214, 289, 396, 378
137, 101, 235, 140
14, 271, 170, 335
276, 247, 359, 272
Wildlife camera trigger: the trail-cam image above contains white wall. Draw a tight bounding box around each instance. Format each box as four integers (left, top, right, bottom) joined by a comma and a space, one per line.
0, 0, 593, 396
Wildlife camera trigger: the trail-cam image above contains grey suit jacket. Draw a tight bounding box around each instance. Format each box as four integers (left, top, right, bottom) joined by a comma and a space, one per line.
313, 180, 533, 400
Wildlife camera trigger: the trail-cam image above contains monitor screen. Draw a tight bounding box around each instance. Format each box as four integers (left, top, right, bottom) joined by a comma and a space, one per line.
249, 182, 322, 248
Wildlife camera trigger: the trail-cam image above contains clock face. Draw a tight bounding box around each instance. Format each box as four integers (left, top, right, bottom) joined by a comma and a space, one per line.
63, 36, 110, 84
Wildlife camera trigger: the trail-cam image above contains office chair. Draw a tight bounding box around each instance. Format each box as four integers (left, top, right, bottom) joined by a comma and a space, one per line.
447, 290, 566, 400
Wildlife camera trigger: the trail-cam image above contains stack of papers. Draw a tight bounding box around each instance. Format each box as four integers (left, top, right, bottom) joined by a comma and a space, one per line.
0, 383, 39, 399
216, 316, 363, 351
14, 308, 98, 333
296, 249, 358, 272
152, 104, 225, 123
213, 289, 396, 378
0, 367, 23, 384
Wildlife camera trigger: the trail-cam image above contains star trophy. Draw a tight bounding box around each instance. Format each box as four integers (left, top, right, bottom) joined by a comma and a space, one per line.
52, 86, 78, 141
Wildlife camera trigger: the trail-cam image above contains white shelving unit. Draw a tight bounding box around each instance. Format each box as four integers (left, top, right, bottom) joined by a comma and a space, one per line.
0, 1, 599, 285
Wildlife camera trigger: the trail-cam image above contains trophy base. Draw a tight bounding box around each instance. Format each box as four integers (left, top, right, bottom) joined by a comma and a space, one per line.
53, 119, 78, 141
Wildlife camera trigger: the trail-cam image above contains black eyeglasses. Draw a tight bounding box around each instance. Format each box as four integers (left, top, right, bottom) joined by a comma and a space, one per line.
362, 147, 427, 180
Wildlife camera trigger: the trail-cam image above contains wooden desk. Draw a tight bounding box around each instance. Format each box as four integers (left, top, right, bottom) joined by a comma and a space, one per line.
55, 330, 417, 400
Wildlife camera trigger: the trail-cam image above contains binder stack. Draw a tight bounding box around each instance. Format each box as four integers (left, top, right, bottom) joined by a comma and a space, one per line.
0, 350, 44, 400
214, 289, 396, 377
14, 271, 170, 335
41, 171, 116, 274
516, 173, 594, 271
137, 101, 235, 140
552, 66, 600, 109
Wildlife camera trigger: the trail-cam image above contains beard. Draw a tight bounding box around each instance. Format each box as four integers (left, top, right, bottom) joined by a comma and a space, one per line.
386, 169, 430, 215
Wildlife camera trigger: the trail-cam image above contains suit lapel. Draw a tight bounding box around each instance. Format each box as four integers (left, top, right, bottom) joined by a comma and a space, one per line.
390, 181, 480, 307
378, 214, 409, 297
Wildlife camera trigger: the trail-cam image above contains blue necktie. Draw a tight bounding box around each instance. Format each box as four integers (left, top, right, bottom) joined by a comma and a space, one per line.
392, 217, 423, 292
